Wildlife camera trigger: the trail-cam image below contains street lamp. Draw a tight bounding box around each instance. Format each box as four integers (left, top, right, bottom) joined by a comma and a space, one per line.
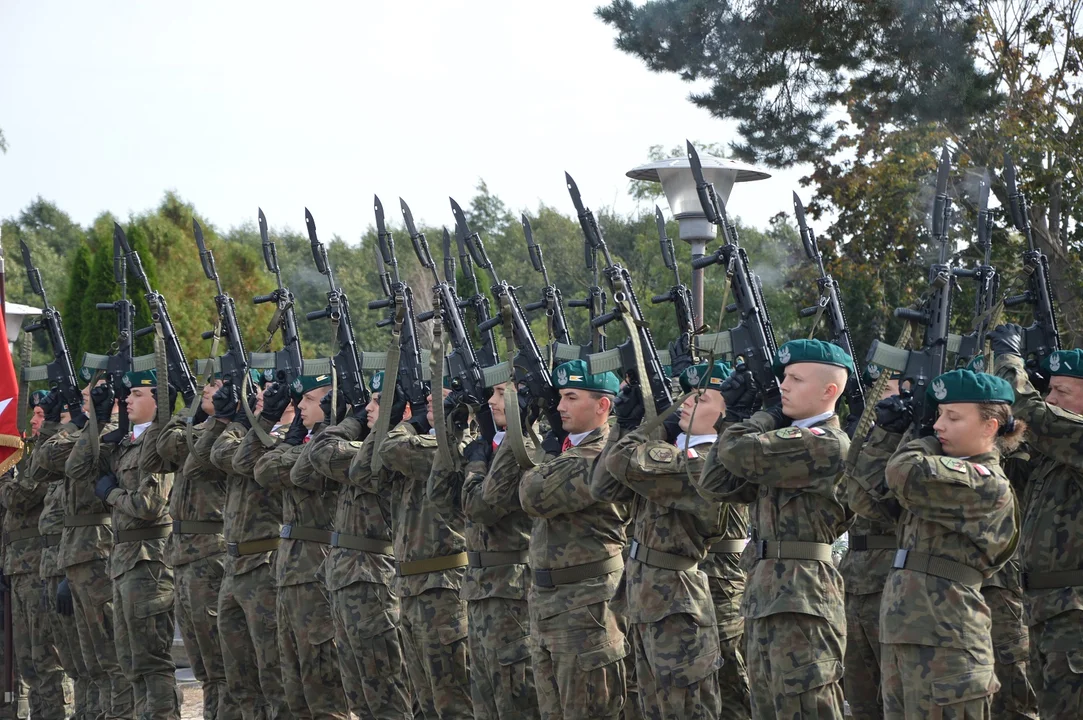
5, 302, 41, 354
626, 153, 770, 322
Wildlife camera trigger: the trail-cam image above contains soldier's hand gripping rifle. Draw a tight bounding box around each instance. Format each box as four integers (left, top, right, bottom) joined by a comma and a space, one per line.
793, 192, 865, 415
686, 142, 781, 407
950, 173, 1001, 369
19, 240, 81, 412
449, 199, 500, 369
1002, 155, 1061, 361
250, 209, 304, 387
651, 206, 698, 378
521, 214, 573, 348
566, 172, 673, 415
193, 220, 251, 396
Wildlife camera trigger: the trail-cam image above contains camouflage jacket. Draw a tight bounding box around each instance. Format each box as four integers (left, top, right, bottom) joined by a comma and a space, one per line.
996, 353, 1083, 625
209, 418, 286, 576
597, 428, 723, 627
0, 446, 50, 576
520, 423, 629, 620
29, 421, 68, 578
699, 501, 749, 639
103, 420, 174, 579
843, 425, 904, 596
460, 436, 532, 603
59, 421, 116, 567
308, 417, 395, 591
696, 411, 850, 628
153, 414, 226, 566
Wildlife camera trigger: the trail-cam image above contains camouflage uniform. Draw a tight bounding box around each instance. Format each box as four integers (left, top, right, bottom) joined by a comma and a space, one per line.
595, 429, 724, 720
696, 412, 850, 720
152, 414, 233, 720
461, 437, 538, 720
364, 421, 472, 719
519, 423, 631, 720
308, 417, 411, 720
872, 435, 1017, 718
997, 354, 1083, 718
58, 421, 132, 719
250, 423, 347, 719
208, 418, 290, 720
102, 420, 179, 719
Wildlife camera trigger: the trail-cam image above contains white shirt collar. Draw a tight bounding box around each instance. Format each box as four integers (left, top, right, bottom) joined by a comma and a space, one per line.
792, 410, 834, 429
493, 430, 506, 447
675, 432, 717, 449
567, 430, 592, 448
131, 421, 152, 440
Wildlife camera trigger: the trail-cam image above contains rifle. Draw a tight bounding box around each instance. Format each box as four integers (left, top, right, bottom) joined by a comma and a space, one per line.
793, 192, 865, 413
1002, 155, 1061, 360
304, 208, 369, 411
566, 233, 607, 353
449, 198, 500, 368
116, 223, 198, 406
566, 172, 673, 413
521, 214, 573, 347
19, 241, 81, 411
951, 173, 1001, 368
250, 209, 304, 387
193, 220, 250, 394
686, 142, 781, 407
867, 146, 956, 433
651, 206, 698, 375
442, 227, 457, 290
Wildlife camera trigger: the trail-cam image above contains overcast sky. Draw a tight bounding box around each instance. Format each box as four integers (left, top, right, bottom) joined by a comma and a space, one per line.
0, 1, 810, 242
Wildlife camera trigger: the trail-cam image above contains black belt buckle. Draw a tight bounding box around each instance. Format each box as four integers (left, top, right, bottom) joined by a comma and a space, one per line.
534, 568, 554, 588
892, 548, 909, 569
755, 540, 769, 559
280, 524, 292, 540
226, 543, 240, 557
628, 539, 641, 560
329, 532, 341, 548
467, 551, 482, 568
1021, 572, 1030, 590
851, 535, 868, 552
172, 520, 184, 533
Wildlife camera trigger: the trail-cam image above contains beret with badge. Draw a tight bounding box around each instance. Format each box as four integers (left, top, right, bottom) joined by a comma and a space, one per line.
772, 338, 855, 378
122, 368, 157, 389
552, 359, 620, 395
926, 368, 1014, 405
679, 359, 733, 393
290, 373, 333, 401
1042, 349, 1083, 379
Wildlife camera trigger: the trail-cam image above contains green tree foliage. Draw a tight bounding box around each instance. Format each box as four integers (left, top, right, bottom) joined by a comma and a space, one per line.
63, 244, 92, 368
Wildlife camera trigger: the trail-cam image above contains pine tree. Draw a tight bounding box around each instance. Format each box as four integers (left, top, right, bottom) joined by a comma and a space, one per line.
62, 243, 92, 369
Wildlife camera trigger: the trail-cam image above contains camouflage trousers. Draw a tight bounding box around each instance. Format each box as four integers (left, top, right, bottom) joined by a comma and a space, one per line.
1027, 609, 1083, 719
882, 643, 996, 719
843, 591, 884, 720
276, 582, 347, 719
531, 601, 628, 720
329, 581, 412, 720
112, 560, 179, 720
629, 613, 722, 720
466, 596, 538, 720
983, 586, 1037, 719
216, 563, 289, 720
65, 558, 132, 719
745, 612, 845, 720
41, 574, 92, 720
9, 573, 69, 720
717, 632, 750, 720
174, 555, 233, 720
399, 588, 473, 719
0, 586, 29, 720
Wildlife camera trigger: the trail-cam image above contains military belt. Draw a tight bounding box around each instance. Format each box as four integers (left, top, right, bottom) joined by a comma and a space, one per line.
850, 535, 897, 552
280, 524, 333, 545
534, 553, 625, 589
171, 520, 223, 535
226, 538, 281, 557
628, 539, 697, 571
892, 549, 983, 587
709, 539, 746, 554
1021, 569, 1083, 590
329, 532, 394, 556
4, 528, 41, 544
754, 540, 833, 563
40, 534, 62, 549
63, 513, 111, 528
396, 552, 470, 576
114, 524, 172, 544
467, 550, 528, 568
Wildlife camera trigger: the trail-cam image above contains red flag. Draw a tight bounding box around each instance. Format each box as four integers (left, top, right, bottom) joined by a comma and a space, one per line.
0, 309, 22, 475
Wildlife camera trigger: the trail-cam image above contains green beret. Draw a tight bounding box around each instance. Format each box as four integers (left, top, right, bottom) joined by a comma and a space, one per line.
369, 371, 385, 393
963, 355, 989, 374
122, 368, 157, 389
1042, 349, 1083, 379
680, 360, 733, 393
29, 390, 49, 407
552, 359, 619, 395
249, 368, 272, 388
927, 369, 1014, 405
773, 339, 855, 378
863, 362, 902, 385
290, 373, 333, 400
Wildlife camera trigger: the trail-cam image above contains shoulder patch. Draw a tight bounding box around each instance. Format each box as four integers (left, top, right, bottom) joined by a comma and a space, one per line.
808, 427, 826, 436
939, 456, 967, 474
774, 427, 803, 440
647, 446, 676, 463
973, 463, 991, 476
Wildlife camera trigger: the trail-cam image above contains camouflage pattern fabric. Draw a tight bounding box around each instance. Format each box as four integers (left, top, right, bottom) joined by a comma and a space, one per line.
174, 556, 229, 720
700, 505, 750, 720
882, 644, 994, 719
716, 634, 750, 720
1027, 609, 1083, 718
8, 571, 70, 720
399, 588, 473, 719
983, 582, 1039, 719
41, 574, 90, 720
0, 569, 30, 720
745, 612, 844, 719
842, 590, 883, 720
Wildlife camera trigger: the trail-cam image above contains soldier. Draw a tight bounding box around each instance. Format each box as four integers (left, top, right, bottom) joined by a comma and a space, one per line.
519, 359, 629, 720
208, 377, 292, 719
92, 368, 179, 719
307, 370, 413, 720
696, 339, 853, 719
595, 360, 736, 719
251, 374, 348, 718
989, 325, 1083, 718
459, 382, 538, 719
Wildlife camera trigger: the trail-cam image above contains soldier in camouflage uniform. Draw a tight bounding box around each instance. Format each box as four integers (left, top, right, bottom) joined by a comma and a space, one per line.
593, 361, 737, 720
519, 360, 629, 720
696, 339, 854, 720
90, 369, 179, 719
308, 371, 413, 720
990, 327, 1083, 718
250, 375, 347, 718
356, 380, 473, 719
208, 377, 293, 719
459, 382, 538, 719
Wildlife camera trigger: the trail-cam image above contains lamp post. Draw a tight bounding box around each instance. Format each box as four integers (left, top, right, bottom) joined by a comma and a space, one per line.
626, 153, 770, 322
5, 302, 41, 354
